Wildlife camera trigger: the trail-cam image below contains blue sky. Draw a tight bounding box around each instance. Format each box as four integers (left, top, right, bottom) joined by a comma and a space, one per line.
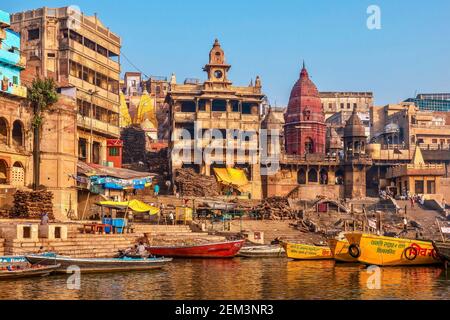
5, 0, 450, 106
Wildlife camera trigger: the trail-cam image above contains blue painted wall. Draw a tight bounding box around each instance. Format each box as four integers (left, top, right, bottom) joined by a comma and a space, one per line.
0, 10, 23, 96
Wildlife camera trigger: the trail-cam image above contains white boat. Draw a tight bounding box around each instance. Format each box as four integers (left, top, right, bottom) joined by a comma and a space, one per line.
237, 245, 286, 258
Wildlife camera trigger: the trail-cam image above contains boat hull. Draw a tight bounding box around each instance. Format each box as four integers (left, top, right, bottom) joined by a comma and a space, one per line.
237, 245, 286, 258
25, 255, 172, 273
345, 233, 441, 266
147, 240, 244, 258
433, 241, 450, 262
284, 242, 333, 260
328, 239, 358, 263
0, 264, 60, 280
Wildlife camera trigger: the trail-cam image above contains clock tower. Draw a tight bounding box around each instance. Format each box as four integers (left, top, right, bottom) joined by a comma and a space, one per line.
203, 39, 232, 89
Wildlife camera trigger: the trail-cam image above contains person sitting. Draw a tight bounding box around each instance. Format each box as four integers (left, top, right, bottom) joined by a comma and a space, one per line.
136, 242, 148, 258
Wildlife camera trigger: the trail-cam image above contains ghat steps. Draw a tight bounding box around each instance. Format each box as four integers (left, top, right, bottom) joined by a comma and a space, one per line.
0, 223, 225, 258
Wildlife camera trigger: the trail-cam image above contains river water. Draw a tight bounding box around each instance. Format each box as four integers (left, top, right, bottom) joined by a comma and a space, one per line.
0, 258, 448, 300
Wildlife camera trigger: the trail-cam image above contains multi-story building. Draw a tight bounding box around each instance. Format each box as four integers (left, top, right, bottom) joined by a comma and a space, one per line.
405, 93, 450, 112
320, 91, 373, 120
10, 7, 121, 165
367, 102, 450, 196
0, 9, 30, 191
168, 39, 265, 199
1, 10, 78, 220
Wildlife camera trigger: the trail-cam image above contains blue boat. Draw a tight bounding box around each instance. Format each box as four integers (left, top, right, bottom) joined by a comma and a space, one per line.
25, 253, 172, 273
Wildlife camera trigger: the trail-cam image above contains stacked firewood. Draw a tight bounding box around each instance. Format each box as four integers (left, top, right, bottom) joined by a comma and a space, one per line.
174, 169, 220, 197
11, 190, 54, 219
255, 197, 297, 220
121, 126, 147, 165
0, 209, 10, 218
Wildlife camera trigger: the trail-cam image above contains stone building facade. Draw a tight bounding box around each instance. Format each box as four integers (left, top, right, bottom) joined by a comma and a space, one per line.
320, 91, 373, 120
168, 39, 265, 199
10, 7, 121, 166
263, 65, 371, 200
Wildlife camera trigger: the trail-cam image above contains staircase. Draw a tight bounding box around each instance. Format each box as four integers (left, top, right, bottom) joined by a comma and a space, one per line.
395, 200, 443, 239
1, 223, 228, 258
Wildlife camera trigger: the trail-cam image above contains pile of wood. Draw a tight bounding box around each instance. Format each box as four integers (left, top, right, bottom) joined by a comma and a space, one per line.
256, 197, 298, 220
174, 168, 220, 197
121, 126, 147, 165
0, 209, 9, 218
11, 190, 54, 219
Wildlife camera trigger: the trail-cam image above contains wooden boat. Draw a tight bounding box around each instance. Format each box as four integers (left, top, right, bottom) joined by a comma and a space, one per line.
283, 242, 333, 260
237, 245, 286, 258
0, 264, 60, 280
25, 254, 172, 273
432, 241, 450, 262
328, 238, 358, 263
344, 232, 441, 266
147, 240, 244, 258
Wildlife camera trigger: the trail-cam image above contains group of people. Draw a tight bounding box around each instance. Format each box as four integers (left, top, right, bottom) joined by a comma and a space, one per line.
118, 241, 151, 258
409, 194, 425, 208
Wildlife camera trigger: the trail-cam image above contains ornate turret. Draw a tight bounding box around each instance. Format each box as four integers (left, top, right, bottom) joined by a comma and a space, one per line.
203, 39, 231, 86
343, 107, 367, 160
343, 107, 371, 199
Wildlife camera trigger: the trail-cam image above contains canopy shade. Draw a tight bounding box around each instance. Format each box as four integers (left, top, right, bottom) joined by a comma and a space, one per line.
213, 167, 251, 192
97, 200, 159, 215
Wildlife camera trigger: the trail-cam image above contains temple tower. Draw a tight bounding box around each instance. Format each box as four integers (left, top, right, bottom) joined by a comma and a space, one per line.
284, 63, 326, 155
343, 108, 372, 198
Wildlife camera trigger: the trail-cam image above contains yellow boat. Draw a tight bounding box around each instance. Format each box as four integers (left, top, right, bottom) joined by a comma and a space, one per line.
283, 242, 333, 260
344, 233, 441, 266
328, 238, 358, 263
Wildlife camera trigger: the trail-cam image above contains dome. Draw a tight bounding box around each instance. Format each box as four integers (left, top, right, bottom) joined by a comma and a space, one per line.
284, 63, 324, 124
344, 108, 366, 138
384, 122, 400, 134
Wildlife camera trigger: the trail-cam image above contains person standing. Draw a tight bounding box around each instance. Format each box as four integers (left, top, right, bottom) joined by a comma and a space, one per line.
410, 196, 415, 209
154, 183, 160, 197
40, 212, 49, 225
165, 179, 172, 194
169, 211, 175, 225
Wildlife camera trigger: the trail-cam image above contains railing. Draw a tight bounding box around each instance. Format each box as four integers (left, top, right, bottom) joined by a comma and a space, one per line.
77, 114, 120, 137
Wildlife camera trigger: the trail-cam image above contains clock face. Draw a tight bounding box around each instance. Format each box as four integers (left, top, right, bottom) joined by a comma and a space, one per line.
214, 70, 223, 79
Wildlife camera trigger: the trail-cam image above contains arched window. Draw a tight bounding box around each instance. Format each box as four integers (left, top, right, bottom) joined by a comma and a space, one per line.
0, 117, 9, 145
308, 168, 318, 183
320, 168, 328, 185
354, 141, 361, 153
11, 161, 25, 186
0, 159, 8, 184
303, 109, 311, 121
12, 120, 24, 146
335, 169, 344, 185
297, 168, 306, 185
305, 137, 314, 154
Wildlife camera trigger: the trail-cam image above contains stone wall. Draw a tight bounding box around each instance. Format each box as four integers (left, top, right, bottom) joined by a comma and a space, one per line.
441, 178, 450, 203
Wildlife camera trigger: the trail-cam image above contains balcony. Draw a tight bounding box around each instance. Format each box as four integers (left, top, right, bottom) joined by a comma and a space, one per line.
77, 114, 120, 138
11, 84, 27, 98
386, 163, 446, 179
